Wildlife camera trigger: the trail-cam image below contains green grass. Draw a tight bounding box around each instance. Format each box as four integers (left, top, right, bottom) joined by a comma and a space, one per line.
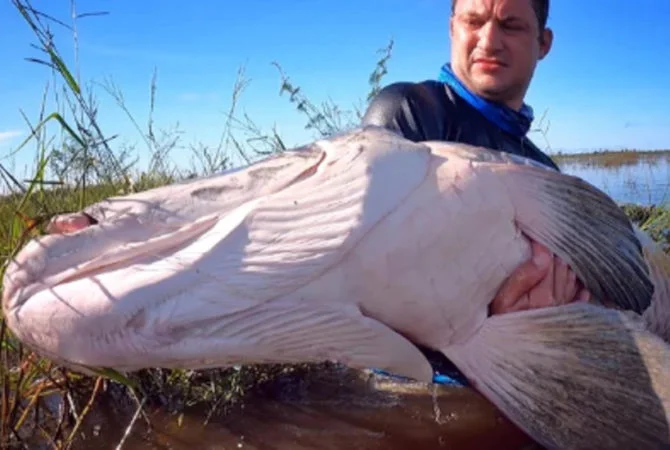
1, 1, 669, 449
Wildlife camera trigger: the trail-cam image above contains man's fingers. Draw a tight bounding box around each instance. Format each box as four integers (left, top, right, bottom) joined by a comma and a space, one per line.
553, 257, 568, 304
503, 294, 531, 314
576, 286, 591, 303
553, 257, 580, 304
489, 239, 595, 316
527, 249, 555, 308
489, 241, 551, 315
567, 269, 578, 302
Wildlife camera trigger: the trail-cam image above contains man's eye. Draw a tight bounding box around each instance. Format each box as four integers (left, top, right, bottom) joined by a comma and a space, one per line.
502, 21, 527, 31
463, 16, 485, 27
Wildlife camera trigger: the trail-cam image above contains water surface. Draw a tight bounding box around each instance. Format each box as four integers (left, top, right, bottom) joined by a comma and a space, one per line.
70, 367, 539, 450
559, 157, 670, 206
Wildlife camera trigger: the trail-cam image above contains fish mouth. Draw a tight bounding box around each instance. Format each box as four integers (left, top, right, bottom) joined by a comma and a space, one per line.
2, 213, 220, 313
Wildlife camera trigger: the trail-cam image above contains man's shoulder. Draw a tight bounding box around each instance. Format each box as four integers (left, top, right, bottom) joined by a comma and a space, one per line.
365, 79, 458, 115
362, 80, 460, 142
371, 79, 449, 99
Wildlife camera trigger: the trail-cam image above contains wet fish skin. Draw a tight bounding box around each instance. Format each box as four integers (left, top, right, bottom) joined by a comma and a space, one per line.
2, 126, 670, 449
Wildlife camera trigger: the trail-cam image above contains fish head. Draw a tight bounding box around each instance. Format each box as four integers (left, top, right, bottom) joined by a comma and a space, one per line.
1, 186, 215, 316
1, 146, 325, 325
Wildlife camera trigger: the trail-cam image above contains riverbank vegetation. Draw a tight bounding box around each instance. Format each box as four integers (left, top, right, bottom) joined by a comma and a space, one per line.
553, 148, 670, 169
1, 1, 669, 449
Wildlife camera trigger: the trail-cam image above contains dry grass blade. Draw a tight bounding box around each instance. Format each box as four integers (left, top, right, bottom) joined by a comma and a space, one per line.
60, 377, 103, 449
114, 397, 146, 450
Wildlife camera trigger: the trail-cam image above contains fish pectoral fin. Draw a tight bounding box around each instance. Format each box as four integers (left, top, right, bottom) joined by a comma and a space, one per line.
495, 163, 653, 314
145, 300, 434, 382
442, 303, 670, 450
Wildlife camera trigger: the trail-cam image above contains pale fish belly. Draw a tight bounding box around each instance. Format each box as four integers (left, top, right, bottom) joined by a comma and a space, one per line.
285, 154, 532, 349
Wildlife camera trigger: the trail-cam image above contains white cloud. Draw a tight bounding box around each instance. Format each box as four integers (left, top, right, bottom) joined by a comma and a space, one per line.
0, 130, 23, 144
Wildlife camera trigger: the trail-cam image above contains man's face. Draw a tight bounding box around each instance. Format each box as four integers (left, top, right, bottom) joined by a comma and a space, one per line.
449, 0, 553, 109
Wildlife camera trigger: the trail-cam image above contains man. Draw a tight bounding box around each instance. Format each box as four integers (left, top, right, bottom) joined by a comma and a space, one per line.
363, 0, 590, 316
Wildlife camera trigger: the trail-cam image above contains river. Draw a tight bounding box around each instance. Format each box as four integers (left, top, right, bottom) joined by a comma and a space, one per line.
66, 366, 539, 450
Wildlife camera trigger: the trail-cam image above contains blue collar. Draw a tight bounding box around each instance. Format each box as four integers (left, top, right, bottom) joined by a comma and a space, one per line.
437, 63, 534, 138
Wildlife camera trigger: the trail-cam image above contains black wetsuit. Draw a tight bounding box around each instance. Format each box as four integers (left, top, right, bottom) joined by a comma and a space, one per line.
362, 79, 559, 170
361, 79, 559, 384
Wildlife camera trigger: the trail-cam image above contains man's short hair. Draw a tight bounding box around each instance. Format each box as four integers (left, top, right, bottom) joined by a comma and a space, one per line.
451, 0, 550, 32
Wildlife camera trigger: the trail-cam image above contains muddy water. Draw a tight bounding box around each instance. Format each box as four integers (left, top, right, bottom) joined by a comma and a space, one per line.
69, 366, 540, 450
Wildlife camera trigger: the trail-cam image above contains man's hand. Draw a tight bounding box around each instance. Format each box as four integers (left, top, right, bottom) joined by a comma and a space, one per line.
489, 241, 591, 315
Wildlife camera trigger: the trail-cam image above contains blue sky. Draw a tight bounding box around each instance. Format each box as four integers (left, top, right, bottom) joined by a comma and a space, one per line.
1, 0, 669, 176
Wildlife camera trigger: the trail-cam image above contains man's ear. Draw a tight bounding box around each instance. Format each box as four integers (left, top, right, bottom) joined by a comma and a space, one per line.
539, 28, 554, 60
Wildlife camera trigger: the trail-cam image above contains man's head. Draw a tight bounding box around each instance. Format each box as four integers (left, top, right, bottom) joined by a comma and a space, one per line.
449, 0, 553, 110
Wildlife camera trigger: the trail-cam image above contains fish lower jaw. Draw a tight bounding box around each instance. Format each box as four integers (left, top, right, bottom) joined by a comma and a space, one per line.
1, 313, 103, 377
1, 281, 20, 313
2, 243, 48, 311
2, 261, 116, 313
2, 264, 38, 313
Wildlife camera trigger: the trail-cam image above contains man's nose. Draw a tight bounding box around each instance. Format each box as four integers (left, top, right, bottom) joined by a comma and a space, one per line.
476, 21, 504, 52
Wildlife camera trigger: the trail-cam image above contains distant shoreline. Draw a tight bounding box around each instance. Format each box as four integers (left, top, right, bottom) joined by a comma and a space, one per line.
551, 148, 670, 168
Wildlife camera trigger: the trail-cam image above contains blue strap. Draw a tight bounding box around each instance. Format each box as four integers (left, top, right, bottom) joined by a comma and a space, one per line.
437, 63, 534, 138
370, 368, 466, 387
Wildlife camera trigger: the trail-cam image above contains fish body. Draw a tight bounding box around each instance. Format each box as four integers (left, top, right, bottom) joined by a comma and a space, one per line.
3, 126, 670, 449
1, 127, 523, 375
